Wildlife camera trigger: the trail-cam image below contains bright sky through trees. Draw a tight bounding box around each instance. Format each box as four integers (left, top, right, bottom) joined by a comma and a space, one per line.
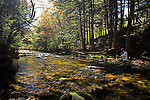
27, 0, 52, 20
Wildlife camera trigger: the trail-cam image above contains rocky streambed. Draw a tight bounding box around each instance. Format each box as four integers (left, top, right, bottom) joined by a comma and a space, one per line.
0, 50, 150, 100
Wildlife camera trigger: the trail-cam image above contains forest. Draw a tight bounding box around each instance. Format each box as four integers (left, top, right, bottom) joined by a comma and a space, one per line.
0, 0, 150, 100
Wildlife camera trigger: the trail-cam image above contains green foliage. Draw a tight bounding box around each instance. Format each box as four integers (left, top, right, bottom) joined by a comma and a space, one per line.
0, 0, 35, 52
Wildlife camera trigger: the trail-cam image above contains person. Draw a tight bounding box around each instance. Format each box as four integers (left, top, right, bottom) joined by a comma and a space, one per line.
121, 48, 128, 62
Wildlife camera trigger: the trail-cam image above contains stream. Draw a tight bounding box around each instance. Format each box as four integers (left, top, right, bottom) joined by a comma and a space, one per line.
3, 50, 150, 99
13, 50, 104, 93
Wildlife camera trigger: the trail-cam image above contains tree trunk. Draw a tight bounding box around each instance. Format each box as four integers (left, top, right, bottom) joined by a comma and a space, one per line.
114, 0, 118, 48
120, 0, 123, 31
90, 0, 94, 49
79, 3, 86, 51
89, 13, 92, 46
108, 0, 113, 48
126, 0, 134, 53
136, 0, 139, 23
104, 0, 107, 35
132, 0, 135, 25
146, 0, 149, 19
86, 17, 89, 45
83, 0, 86, 51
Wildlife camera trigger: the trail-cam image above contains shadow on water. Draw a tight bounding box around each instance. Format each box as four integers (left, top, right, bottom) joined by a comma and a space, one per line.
0, 60, 18, 99
76, 59, 150, 100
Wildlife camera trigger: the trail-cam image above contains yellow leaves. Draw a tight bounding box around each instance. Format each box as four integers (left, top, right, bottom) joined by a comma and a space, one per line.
124, 74, 131, 76
108, 83, 114, 86
121, 77, 130, 81
19, 76, 28, 80
105, 73, 116, 78
52, 1, 58, 6
46, 87, 60, 92
119, 84, 123, 86
137, 81, 144, 84
10, 84, 27, 91
73, 76, 85, 80
28, 38, 33, 41
27, 96, 36, 100
27, 60, 35, 65
96, 69, 102, 72
85, 86, 96, 92
59, 78, 72, 81
115, 78, 120, 82
26, 46, 29, 49
35, 66, 43, 70
67, 82, 75, 86
57, 9, 63, 14
46, 76, 54, 80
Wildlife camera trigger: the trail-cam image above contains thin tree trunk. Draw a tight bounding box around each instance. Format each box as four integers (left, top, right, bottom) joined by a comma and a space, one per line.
120, 0, 123, 31
109, 0, 113, 48
83, 0, 86, 51
89, 13, 91, 46
106, 0, 109, 42
132, 0, 135, 25
99, 19, 103, 36
90, 0, 94, 49
79, 3, 85, 51
86, 17, 89, 45
126, 0, 134, 53
136, 0, 139, 23
126, 0, 130, 52
114, 0, 118, 48
123, 0, 125, 20
104, 0, 107, 35
146, 0, 149, 19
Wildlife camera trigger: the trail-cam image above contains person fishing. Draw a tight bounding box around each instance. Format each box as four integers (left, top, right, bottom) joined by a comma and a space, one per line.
121, 48, 128, 63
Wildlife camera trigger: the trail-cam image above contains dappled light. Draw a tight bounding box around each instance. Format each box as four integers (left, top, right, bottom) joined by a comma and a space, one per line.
5, 51, 150, 99
0, 0, 150, 99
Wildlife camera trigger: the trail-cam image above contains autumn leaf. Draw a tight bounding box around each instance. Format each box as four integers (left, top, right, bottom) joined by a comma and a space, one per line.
105, 73, 116, 78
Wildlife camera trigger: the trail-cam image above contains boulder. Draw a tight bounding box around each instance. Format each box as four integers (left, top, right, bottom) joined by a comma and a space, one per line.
36, 89, 56, 100
71, 93, 85, 100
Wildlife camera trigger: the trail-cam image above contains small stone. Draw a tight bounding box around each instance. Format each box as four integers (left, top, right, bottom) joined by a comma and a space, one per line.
71, 93, 85, 100
42, 57, 47, 60
36, 89, 56, 100
70, 57, 74, 59
59, 78, 72, 81
10, 91, 23, 99
87, 66, 98, 69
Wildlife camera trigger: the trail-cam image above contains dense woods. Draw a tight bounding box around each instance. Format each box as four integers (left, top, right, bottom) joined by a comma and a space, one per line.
0, 0, 35, 61
13, 0, 149, 58
0, 0, 149, 57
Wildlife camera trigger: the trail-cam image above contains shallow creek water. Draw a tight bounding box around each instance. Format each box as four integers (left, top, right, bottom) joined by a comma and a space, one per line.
13, 51, 103, 93
10, 50, 150, 99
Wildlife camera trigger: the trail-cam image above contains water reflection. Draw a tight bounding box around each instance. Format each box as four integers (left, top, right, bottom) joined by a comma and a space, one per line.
9, 50, 150, 99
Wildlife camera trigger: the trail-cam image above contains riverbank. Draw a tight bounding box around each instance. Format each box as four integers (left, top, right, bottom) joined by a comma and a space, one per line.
0, 49, 19, 99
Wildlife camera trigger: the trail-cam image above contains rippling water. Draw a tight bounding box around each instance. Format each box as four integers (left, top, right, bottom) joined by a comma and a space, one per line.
10, 50, 150, 100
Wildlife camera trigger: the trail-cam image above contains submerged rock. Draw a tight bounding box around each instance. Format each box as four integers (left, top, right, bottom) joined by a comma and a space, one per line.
36, 55, 42, 58
60, 91, 93, 100
87, 66, 98, 69
36, 89, 57, 100
60, 93, 72, 100
9, 97, 26, 100
70, 57, 74, 59
60, 92, 85, 100
71, 93, 85, 100
10, 91, 23, 99
43, 53, 50, 57
42, 57, 47, 60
